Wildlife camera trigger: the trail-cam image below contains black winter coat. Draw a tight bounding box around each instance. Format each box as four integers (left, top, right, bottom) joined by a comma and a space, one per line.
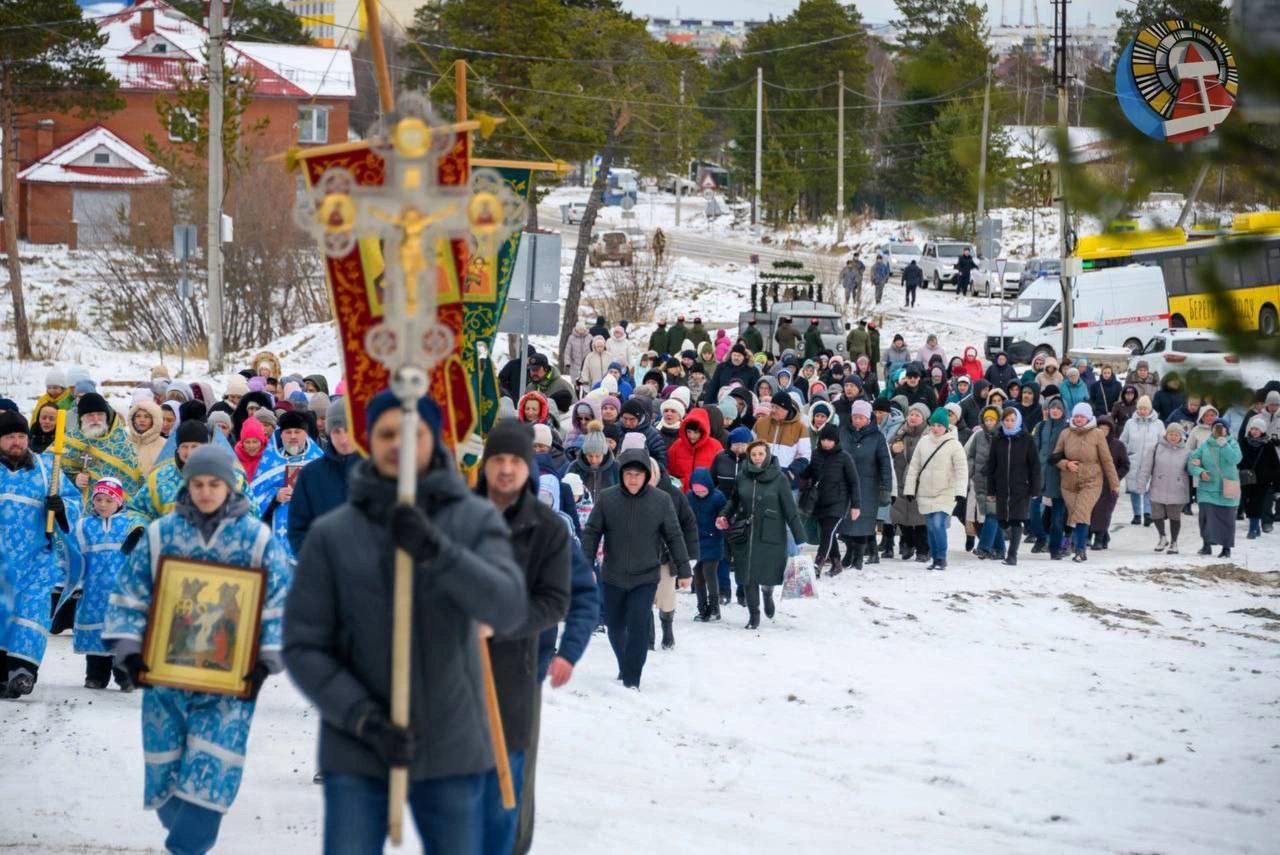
484, 488, 571, 754
839, 421, 892, 537
284, 458, 527, 782
1152, 381, 1186, 424
985, 430, 1043, 521
704, 359, 760, 404
802, 445, 859, 518
710, 449, 744, 501
1089, 376, 1123, 416
580, 450, 690, 588
286, 442, 360, 556
903, 263, 923, 289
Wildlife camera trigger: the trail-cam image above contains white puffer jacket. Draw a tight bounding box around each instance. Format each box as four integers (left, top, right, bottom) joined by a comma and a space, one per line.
904, 426, 969, 515
1119, 410, 1164, 493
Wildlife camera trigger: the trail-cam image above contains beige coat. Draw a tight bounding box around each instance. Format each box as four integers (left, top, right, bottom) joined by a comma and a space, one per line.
1053, 425, 1121, 526
904, 427, 969, 515
128, 400, 166, 474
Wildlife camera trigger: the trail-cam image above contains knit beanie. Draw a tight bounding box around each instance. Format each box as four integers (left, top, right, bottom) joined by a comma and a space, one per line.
74, 379, 97, 396
326, 399, 348, 433
1071, 402, 1093, 421
365, 389, 442, 439
45, 368, 68, 388
928, 407, 950, 427
872, 398, 892, 413
850, 400, 873, 420
818, 422, 840, 443
207, 411, 233, 434
482, 418, 535, 471
620, 432, 647, 452
176, 419, 210, 446
1248, 415, 1269, 434
178, 399, 207, 424
253, 408, 278, 428
0, 410, 27, 438
908, 402, 931, 422
727, 426, 754, 446
660, 398, 686, 420
621, 399, 649, 421
944, 402, 963, 422
239, 416, 266, 445
669, 386, 692, 409
582, 422, 608, 456
717, 397, 738, 423
602, 422, 624, 446
225, 375, 249, 397
182, 445, 237, 488
531, 423, 553, 448
1136, 394, 1153, 410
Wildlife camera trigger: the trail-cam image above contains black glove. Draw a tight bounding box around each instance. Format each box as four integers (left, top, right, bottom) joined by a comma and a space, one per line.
389, 504, 441, 563
122, 527, 144, 555
953, 496, 966, 517
121, 653, 149, 688
243, 662, 270, 701
45, 495, 69, 532
355, 708, 416, 767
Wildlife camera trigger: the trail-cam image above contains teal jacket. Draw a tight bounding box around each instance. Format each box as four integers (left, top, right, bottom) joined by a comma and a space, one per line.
1186, 436, 1242, 507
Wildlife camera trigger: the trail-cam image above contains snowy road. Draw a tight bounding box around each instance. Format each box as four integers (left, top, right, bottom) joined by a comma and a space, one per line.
3, 520, 1278, 853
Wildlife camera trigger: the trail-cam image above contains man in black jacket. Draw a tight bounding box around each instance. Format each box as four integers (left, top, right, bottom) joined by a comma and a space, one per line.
903, 259, 923, 307
475, 419, 571, 854
284, 390, 527, 852
580, 448, 689, 689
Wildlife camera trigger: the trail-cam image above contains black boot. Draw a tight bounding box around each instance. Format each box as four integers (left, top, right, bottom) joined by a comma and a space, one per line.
1143, 513, 1153, 527
693, 581, 709, 622
660, 611, 675, 650
708, 599, 722, 622
1130, 515, 1141, 525
1197, 542, 1212, 556
1090, 531, 1104, 549
1218, 547, 1231, 558
898, 534, 912, 560
851, 541, 864, 571
1030, 539, 1047, 554
745, 610, 760, 630
736, 587, 745, 607
1002, 527, 1022, 566
865, 541, 880, 565
841, 538, 857, 568
763, 588, 776, 619
964, 535, 976, 552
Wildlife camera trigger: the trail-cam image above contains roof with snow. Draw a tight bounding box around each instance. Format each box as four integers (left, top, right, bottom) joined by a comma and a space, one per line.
18, 126, 168, 186
97, 0, 355, 99
1004, 125, 1113, 165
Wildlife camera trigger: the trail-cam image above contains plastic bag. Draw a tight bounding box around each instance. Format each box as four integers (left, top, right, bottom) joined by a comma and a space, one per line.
782, 556, 817, 600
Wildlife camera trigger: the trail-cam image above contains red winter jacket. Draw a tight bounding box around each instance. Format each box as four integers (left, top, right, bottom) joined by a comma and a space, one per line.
961, 348, 984, 383
667, 408, 724, 491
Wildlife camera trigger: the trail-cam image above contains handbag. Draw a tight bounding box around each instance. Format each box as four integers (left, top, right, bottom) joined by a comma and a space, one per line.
726, 518, 752, 545
1238, 468, 1257, 487
798, 476, 821, 516
1222, 477, 1241, 500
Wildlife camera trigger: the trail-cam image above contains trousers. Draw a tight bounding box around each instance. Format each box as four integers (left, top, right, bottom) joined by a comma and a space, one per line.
924, 511, 950, 560
603, 581, 658, 688
321, 771, 487, 854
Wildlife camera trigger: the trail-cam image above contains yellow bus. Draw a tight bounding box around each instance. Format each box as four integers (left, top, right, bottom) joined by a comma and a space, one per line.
1074, 213, 1280, 335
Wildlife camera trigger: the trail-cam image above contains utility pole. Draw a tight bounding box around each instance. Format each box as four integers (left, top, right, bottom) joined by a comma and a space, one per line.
837, 69, 845, 244
676, 70, 683, 227
754, 66, 762, 233
206, 0, 225, 373
976, 62, 992, 226
1053, 0, 1072, 360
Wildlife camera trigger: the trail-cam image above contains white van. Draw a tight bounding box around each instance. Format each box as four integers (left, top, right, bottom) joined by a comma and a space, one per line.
985, 265, 1169, 362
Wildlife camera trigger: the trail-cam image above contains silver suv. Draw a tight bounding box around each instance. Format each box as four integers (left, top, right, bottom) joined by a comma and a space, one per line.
919, 239, 977, 290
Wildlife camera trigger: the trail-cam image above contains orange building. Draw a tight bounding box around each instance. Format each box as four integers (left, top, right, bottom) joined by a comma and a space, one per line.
14, 0, 356, 246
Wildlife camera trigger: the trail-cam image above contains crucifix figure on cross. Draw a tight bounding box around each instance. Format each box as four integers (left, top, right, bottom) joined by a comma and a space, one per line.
295, 96, 525, 843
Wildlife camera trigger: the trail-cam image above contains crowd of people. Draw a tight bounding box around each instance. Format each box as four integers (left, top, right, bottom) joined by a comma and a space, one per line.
1, 311, 1275, 853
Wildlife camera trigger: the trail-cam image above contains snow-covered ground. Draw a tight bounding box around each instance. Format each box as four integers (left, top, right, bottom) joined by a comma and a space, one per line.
3, 521, 1278, 853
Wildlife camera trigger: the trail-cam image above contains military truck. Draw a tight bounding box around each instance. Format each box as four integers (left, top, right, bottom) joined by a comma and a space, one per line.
738, 300, 847, 356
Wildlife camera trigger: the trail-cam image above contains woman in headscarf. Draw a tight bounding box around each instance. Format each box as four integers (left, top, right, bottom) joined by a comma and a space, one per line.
127, 400, 167, 475
1015, 382, 1042, 435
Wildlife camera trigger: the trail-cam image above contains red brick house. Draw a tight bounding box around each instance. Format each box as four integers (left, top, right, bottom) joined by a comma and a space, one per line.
15, 0, 355, 246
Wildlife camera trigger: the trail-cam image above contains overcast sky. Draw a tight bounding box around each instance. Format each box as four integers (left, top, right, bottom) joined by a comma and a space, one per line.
622, 0, 1133, 28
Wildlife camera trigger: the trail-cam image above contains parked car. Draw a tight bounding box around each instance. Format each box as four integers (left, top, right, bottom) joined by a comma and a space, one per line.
738, 300, 847, 356
589, 231, 634, 267
659, 173, 699, 195
1130, 328, 1240, 376
876, 240, 922, 278
562, 202, 588, 224
919, 239, 978, 290
973, 259, 1024, 298
1018, 257, 1061, 293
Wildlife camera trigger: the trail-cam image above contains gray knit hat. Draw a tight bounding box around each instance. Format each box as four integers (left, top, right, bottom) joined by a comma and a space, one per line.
183, 446, 237, 487
583, 428, 608, 456
253, 408, 278, 428
326, 399, 348, 433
